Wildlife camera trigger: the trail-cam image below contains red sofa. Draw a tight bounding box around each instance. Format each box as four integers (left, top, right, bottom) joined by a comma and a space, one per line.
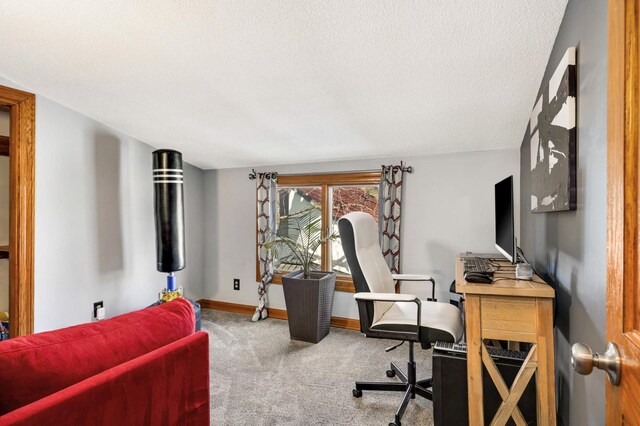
0, 298, 209, 425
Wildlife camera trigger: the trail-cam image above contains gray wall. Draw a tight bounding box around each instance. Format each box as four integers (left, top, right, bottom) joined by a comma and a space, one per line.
519, 0, 607, 424
0, 77, 205, 332
204, 149, 520, 319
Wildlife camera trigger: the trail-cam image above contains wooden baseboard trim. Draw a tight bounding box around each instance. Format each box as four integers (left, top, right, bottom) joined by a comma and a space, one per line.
198, 300, 255, 315
197, 299, 360, 331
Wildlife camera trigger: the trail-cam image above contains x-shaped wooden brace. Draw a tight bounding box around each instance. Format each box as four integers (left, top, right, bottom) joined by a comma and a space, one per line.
482, 343, 538, 426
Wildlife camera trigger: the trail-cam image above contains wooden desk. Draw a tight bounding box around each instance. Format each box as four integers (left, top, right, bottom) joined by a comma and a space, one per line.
455, 257, 556, 426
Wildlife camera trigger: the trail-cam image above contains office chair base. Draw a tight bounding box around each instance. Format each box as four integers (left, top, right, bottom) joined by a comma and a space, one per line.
352, 343, 432, 426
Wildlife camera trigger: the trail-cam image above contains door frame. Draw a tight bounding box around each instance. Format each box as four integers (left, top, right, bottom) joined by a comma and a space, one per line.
0, 85, 35, 337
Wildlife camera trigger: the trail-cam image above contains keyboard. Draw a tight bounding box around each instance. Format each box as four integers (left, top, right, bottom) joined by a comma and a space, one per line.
463, 257, 495, 276
433, 341, 528, 362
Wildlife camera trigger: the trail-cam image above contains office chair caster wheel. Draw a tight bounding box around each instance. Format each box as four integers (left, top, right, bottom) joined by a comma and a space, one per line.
352, 389, 362, 398
386, 369, 395, 378
389, 422, 400, 426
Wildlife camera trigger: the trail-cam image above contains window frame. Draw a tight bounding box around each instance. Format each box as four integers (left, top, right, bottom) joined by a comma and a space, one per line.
255, 171, 381, 293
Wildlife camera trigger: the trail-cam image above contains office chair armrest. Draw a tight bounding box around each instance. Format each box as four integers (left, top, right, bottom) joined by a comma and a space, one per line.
353, 292, 419, 303
391, 274, 436, 301
353, 293, 422, 341
391, 274, 433, 281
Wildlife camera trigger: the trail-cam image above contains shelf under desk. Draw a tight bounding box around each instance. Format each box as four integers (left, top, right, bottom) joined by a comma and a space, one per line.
455, 256, 556, 426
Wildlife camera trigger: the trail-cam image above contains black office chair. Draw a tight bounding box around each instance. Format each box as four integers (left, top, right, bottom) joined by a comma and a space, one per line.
338, 212, 464, 426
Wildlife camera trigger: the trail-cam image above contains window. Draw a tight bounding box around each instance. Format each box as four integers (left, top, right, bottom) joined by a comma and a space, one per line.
256, 172, 381, 292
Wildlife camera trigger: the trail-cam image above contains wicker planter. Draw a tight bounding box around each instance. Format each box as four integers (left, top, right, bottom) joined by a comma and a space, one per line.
281, 270, 336, 343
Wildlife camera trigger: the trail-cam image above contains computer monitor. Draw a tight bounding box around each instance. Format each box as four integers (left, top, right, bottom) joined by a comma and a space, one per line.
495, 175, 516, 263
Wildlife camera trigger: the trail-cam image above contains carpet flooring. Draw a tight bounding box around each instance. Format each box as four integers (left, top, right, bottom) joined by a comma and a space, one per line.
202, 309, 435, 425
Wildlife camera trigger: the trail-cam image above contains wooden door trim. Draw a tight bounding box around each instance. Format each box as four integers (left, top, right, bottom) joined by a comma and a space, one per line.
0, 85, 35, 337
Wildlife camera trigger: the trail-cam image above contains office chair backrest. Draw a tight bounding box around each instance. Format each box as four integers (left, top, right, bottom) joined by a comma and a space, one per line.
338, 212, 395, 324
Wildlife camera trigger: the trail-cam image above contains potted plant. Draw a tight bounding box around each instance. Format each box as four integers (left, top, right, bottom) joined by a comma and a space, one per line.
263, 208, 337, 343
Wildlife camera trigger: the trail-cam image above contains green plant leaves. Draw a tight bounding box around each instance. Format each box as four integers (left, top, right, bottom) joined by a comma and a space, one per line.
263, 208, 337, 278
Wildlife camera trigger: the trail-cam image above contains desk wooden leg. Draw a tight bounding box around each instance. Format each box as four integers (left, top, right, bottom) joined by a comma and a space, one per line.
535, 299, 556, 425
466, 294, 484, 425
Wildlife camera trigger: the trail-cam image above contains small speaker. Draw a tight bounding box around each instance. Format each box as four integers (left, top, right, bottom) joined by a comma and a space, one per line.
153, 149, 186, 273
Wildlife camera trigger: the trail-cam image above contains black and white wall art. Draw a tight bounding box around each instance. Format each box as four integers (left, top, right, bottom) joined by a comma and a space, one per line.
529, 47, 576, 213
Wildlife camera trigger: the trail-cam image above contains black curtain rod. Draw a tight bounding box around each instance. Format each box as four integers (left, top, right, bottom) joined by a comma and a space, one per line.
248, 165, 413, 180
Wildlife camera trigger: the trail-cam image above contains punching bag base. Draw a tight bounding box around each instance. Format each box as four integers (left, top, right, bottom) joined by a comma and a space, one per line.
159, 287, 183, 303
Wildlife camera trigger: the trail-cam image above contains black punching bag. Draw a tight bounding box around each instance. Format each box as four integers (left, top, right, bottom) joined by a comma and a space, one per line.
153, 150, 186, 280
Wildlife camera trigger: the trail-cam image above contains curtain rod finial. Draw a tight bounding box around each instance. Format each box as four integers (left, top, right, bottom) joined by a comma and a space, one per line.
249, 169, 278, 180
381, 163, 413, 173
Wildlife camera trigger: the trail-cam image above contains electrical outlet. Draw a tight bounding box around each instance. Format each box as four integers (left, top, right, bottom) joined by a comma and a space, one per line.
233, 279, 240, 291
93, 301, 104, 320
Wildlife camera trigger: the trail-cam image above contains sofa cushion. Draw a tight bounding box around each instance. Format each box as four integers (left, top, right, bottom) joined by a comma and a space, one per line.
0, 298, 195, 415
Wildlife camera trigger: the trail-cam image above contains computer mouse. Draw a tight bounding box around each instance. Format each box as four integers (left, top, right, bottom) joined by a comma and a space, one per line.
464, 272, 493, 284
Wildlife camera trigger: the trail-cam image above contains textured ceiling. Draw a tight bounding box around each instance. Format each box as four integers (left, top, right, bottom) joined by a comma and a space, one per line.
0, 1, 567, 169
